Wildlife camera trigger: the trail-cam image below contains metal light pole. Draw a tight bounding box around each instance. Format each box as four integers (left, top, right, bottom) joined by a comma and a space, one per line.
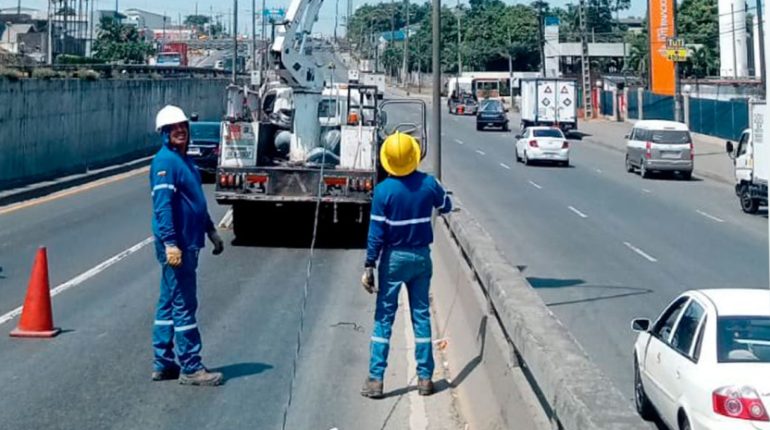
252, 0, 256, 72
456, 0, 461, 82
758, 0, 767, 96
47, 0, 53, 64
233, 0, 238, 83
431, 0, 441, 180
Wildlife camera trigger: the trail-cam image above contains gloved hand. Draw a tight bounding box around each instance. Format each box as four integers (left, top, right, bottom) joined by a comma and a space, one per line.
208, 230, 224, 255
165, 245, 183, 267
361, 267, 376, 294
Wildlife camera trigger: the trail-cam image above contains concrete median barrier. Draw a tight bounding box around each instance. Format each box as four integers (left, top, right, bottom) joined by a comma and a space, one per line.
432, 206, 647, 430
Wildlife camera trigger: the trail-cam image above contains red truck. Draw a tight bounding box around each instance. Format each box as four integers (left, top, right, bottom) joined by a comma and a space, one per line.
157, 42, 188, 66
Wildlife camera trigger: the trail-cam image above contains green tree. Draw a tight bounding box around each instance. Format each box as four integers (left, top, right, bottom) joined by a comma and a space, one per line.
677, 0, 719, 76
184, 15, 211, 34
92, 17, 154, 64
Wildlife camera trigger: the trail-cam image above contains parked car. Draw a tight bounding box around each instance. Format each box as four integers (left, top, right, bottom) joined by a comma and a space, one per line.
515, 126, 569, 166
188, 121, 221, 179
476, 99, 509, 131
625, 120, 694, 180
632, 289, 770, 430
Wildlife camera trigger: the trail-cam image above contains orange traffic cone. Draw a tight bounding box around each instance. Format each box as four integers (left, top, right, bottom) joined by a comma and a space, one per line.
10, 247, 61, 338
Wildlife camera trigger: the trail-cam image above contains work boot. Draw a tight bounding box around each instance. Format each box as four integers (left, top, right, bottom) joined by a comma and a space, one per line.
179, 368, 224, 386
151, 367, 180, 381
417, 378, 434, 396
360, 377, 384, 399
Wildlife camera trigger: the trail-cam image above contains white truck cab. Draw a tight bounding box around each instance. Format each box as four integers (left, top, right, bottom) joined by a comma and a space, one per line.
727, 101, 768, 214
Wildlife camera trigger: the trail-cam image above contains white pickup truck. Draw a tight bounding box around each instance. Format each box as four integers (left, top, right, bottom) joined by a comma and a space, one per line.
727, 101, 768, 214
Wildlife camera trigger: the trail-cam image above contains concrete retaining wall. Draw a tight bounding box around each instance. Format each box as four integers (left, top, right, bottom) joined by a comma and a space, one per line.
0, 78, 228, 189
437, 207, 648, 430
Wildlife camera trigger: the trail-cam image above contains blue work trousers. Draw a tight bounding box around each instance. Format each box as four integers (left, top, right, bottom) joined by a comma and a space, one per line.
369, 247, 434, 381
152, 246, 204, 375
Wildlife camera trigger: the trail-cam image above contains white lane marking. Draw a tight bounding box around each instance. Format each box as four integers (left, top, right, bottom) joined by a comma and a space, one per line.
568, 206, 588, 218
0, 237, 155, 327
500, 163, 511, 170
623, 242, 658, 263
455, 138, 464, 145
696, 209, 725, 223
528, 180, 542, 189
475, 150, 486, 156
642, 189, 652, 194
402, 290, 428, 430
218, 208, 234, 229
595, 169, 603, 173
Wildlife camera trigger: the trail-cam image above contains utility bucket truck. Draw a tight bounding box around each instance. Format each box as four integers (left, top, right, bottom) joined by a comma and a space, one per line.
214, 0, 428, 241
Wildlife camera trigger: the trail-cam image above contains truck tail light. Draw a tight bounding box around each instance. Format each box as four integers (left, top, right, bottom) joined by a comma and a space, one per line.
246, 174, 268, 184
713, 386, 769, 421
645, 141, 652, 159
529, 140, 539, 148
324, 176, 348, 187
226, 174, 235, 188
219, 173, 227, 187
365, 179, 373, 191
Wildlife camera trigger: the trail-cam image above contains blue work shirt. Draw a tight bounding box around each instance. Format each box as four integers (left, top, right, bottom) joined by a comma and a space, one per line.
366, 171, 452, 266
150, 137, 214, 250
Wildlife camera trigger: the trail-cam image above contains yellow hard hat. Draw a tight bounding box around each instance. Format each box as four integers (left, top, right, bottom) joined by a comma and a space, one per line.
380, 132, 421, 177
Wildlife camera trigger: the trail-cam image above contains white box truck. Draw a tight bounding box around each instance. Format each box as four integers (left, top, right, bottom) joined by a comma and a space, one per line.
519, 78, 578, 132
726, 101, 768, 213
361, 73, 386, 99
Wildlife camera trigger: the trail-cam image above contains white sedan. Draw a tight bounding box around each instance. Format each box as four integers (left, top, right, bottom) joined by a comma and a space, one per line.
632, 289, 770, 430
515, 126, 570, 166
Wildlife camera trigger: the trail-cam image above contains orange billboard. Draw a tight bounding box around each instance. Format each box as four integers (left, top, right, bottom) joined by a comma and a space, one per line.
648, 0, 675, 95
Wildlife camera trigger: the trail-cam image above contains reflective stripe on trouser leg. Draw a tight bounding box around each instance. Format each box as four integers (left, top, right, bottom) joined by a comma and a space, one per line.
169, 250, 204, 374
152, 266, 177, 372
406, 257, 434, 380
369, 262, 404, 381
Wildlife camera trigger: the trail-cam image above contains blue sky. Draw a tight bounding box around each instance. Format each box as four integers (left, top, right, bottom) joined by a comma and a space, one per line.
3, 0, 646, 35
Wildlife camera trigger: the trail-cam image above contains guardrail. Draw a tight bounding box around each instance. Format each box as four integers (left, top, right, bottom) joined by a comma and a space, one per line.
5, 64, 249, 79
441, 208, 647, 430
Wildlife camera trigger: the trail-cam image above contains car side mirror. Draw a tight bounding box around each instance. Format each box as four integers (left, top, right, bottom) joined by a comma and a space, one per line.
514, 134, 522, 139
624, 134, 630, 139
726, 141, 735, 157
632, 318, 651, 332
379, 111, 388, 127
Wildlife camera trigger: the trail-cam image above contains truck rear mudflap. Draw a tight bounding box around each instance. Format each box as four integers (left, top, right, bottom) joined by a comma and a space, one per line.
215, 167, 375, 205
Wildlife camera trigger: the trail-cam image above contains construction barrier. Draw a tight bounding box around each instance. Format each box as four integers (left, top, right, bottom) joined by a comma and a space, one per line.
688, 97, 749, 140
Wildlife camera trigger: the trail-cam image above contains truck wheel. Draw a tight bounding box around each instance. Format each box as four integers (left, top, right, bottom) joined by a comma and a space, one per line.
740, 186, 760, 214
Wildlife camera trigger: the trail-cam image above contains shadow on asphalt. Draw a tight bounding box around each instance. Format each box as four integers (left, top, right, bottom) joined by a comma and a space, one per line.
382, 378, 453, 399
230, 203, 368, 250
642, 173, 704, 182
212, 362, 274, 381
528, 277, 585, 288
566, 131, 589, 140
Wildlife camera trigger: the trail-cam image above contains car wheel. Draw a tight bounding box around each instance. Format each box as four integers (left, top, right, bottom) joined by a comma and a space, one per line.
625, 156, 635, 173
515, 148, 522, 163
681, 171, 692, 181
640, 159, 650, 179
503, 123, 510, 132
561, 160, 569, 167
476, 123, 482, 131
740, 185, 760, 214
524, 151, 531, 166
679, 414, 691, 430
634, 356, 656, 421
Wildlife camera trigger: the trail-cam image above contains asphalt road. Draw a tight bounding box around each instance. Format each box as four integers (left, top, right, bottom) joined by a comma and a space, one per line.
385, 95, 769, 405
0, 170, 462, 429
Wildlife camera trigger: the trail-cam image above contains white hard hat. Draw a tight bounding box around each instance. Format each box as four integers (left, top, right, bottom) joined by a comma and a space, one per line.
155, 105, 189, 131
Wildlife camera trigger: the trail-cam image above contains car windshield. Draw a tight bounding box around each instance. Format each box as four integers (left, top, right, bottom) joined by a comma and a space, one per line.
533, 129, 564, 138
651, 129, 691, 144
717, 317, 770, 363
190, 123, 220, 141
480, 101, 503, 112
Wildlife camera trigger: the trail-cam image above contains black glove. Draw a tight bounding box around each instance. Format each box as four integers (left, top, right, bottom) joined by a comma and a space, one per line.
361, 267, 376, 294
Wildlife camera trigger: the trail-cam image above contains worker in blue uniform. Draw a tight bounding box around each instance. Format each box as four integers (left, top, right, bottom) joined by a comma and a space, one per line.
150, 105, 225, 386
361, 132, 452, 399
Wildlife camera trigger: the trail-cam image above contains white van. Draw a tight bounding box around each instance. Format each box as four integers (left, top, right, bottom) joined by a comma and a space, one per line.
625, 120, 694, 180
